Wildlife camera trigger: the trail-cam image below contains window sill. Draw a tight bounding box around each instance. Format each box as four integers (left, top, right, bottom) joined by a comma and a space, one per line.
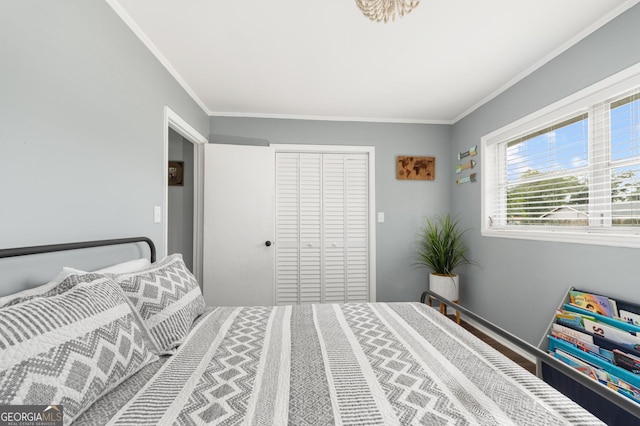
481, 228, 640, 249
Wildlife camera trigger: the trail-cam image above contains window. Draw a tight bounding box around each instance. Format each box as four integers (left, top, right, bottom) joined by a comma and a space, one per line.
482, 64, 640, 247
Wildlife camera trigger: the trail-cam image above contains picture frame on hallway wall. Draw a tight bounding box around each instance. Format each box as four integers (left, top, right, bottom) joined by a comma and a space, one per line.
168, 161, 184, 186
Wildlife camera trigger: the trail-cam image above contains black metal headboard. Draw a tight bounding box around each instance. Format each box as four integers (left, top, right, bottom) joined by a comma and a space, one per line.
0, 237, 156, 263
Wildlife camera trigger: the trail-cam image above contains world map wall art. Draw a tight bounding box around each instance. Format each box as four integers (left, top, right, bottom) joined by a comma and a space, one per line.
396, 156, 435, 180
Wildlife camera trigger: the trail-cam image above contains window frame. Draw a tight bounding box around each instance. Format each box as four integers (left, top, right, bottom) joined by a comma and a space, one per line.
481, 63, 640, 248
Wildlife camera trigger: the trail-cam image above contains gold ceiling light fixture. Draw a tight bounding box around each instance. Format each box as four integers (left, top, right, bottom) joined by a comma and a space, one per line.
355, 0, 420, 23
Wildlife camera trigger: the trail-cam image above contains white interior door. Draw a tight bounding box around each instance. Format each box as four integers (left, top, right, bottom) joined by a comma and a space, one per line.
203, 144, 274, 306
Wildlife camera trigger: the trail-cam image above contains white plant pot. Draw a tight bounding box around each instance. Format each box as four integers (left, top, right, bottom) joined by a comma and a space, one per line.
429, 272, 459, 302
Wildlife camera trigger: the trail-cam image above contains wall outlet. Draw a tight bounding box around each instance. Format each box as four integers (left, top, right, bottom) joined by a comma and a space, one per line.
377, 212, 385, 223
154, 206, 162, 223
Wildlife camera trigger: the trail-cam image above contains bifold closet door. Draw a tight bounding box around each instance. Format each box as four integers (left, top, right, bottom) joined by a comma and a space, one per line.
343, 154, 369, 302
322, 154, 346, 303
275, 152, 369, 305
275, 153, 322, 304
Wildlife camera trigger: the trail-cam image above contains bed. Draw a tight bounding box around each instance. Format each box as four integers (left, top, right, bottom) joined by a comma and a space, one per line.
0, 237, 626, 425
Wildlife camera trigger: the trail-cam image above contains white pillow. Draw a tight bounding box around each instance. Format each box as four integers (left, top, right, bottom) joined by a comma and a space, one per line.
64, 258, 151, 275
94, 258, 151, 273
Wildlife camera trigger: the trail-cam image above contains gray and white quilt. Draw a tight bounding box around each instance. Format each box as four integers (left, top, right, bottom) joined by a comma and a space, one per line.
80, 303, 603, 425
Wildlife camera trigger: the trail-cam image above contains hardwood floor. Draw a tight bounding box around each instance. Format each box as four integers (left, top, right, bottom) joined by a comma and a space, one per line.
453, 316, 537, 375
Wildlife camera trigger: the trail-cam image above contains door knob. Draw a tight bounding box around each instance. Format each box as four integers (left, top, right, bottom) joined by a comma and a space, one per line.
265, 241, 272, 247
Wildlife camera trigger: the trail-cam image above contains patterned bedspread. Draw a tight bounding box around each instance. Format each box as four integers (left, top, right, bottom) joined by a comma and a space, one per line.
80, 303, 603, 425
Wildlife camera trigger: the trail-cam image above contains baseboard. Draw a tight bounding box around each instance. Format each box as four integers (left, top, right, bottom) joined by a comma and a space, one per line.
462, 316, 538, 365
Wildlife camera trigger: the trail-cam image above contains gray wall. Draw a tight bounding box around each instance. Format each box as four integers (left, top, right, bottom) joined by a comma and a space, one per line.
450, 4, 640, 344
0, 1, 208, 260
168, 129, 194, 271
209, 117, 452, 302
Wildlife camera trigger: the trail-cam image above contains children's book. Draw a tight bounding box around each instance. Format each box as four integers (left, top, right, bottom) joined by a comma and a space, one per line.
551, 328, 600, 351
551, 330, 613, 364
594, 368, 612, 384
550, 336, 640, 388
553, 349, 600, 381
552, 323, 594, 343
613, 349, 640, 374
569, 290, 614, 317
593, 333, 640, 359
594, 365, 640, 399
555, 310, 586, 329
613, 374, 640, 396
598, 347, 615, 363
583, 318, 640, 350
621, 310, 640, 326
564, 303, 640, 334
601, 369, 640, 403
609, 298, 620, 318
614, 299, 640, 317
606, 381, 640, 403
551, 330, 582, 347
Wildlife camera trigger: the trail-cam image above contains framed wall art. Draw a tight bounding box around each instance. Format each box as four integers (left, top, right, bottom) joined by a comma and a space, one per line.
168, 161, 184, 186
396, 156, 435, 180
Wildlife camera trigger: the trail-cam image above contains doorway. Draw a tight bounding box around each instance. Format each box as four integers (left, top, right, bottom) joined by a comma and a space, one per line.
167, 129, 194, 270
163, 107, 208, 285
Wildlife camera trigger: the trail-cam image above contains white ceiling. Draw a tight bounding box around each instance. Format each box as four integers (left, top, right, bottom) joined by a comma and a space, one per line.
109, 0, 638, 124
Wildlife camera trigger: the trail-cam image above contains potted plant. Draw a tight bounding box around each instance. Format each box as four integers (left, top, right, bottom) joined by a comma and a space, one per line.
416, 214, 476, 303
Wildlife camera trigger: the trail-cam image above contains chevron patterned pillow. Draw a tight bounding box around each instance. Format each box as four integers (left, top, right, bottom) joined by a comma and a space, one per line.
110, 254, 206, 354
0, 273, 159, 424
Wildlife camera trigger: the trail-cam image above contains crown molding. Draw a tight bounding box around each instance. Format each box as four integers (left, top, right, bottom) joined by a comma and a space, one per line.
106, 0, 209, 114
453, 0, 640, 124
209, 111, 453, 125
108, 0, 640, 126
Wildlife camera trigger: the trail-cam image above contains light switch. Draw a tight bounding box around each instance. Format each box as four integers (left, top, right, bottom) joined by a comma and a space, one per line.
154, 206, 162, 223
377, 212, 385, 223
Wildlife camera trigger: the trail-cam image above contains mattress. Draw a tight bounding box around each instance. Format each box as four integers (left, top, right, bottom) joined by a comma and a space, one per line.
77, 302, 603, 425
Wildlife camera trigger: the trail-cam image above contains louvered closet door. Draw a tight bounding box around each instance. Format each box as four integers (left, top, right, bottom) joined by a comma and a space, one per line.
323, 154, 346, 302
345, 154, 369, 302
299, 154, 322, 303
274, 153, 299, 304
275, 151, 369, 305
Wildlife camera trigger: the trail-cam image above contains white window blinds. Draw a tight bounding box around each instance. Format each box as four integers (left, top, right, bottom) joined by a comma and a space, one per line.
484, 67, 640, 245
498, 113, 590, 227
610, 92, 640, 226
